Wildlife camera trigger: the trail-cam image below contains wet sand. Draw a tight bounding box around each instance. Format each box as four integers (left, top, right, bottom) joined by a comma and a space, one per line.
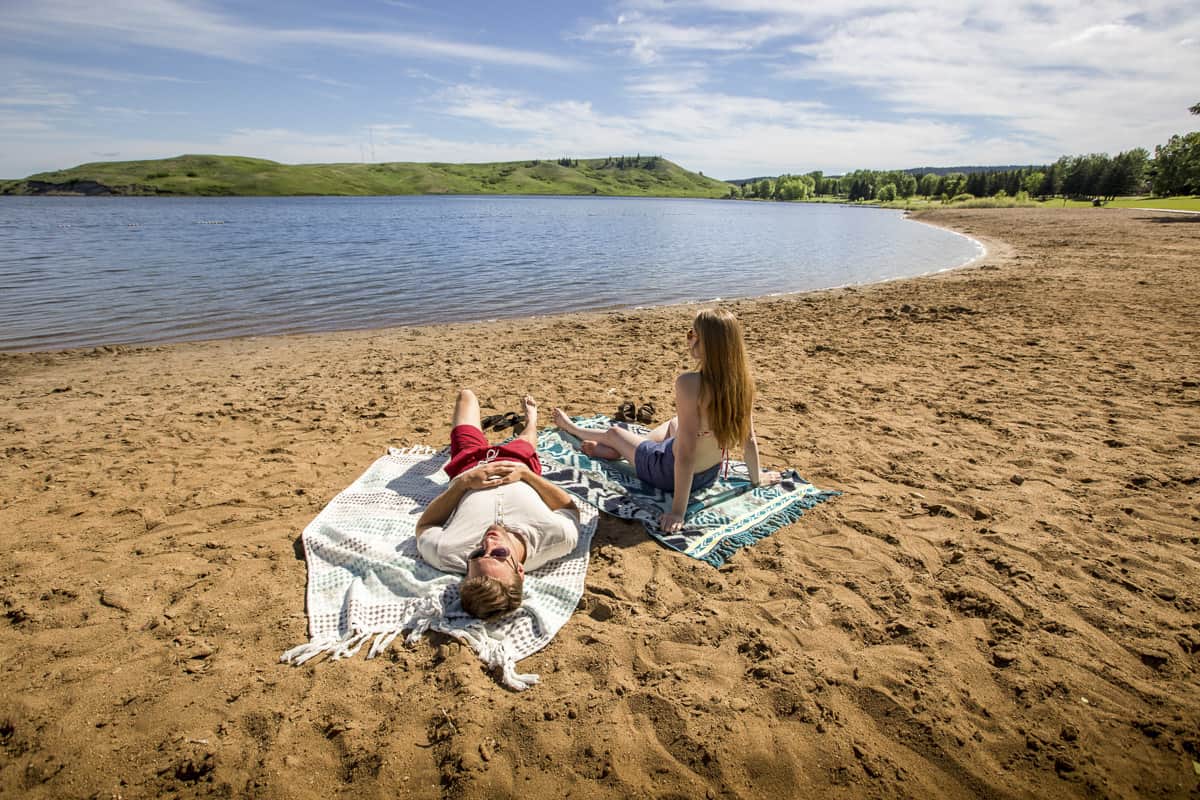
1, 208, 1197, 798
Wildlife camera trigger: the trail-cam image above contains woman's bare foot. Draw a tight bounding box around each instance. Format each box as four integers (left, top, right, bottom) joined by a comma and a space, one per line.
552, 407, 582, 435
581, 440, 621, 460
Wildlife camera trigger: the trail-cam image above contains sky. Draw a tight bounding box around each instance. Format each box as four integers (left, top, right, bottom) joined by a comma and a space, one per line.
2, 0, 1198, 181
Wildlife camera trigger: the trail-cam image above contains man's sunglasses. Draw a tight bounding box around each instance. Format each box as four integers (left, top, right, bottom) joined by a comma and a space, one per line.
468, 546, 511, 562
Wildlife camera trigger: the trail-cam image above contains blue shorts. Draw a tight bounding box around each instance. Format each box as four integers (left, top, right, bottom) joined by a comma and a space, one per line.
634, 437, 721, 493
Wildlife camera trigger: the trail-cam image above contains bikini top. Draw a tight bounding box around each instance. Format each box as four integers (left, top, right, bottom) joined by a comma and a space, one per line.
694, 413, 728, 478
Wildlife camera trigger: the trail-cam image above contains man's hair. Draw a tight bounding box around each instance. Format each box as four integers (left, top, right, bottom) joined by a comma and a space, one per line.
460, 575, 523, 620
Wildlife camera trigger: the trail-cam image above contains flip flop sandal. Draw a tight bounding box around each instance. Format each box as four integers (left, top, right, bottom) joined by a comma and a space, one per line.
480, 413, 505, 430
510, 415, 528, 436
615, 400, 636, 422
636, 402, 656, 425
492, 411, 521, 431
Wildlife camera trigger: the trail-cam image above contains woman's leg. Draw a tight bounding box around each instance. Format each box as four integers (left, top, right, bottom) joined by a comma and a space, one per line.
644, 416, 677, 443
553, 408, 645, 463
452, 388, 482, 430
590, 415, 673, 458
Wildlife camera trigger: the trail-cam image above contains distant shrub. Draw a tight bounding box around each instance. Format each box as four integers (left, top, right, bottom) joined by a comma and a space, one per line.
186, 171, 198, 178
956, 196, 1038, 208
950, 193, 976, 203
146, 172, 170, 180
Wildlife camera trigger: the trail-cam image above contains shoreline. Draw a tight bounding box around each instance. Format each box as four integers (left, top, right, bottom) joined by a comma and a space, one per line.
2, 207, 1197, 798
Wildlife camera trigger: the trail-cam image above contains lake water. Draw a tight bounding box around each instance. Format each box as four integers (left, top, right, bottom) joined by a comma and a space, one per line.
0, 195, 981, 351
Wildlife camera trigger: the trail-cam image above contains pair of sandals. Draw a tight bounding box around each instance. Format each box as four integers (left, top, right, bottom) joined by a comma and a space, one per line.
481, 411, 526, 435
615, 401, 656, 425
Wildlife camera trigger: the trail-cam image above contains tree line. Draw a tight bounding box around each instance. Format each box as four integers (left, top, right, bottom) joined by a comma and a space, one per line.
533, 154, 662, 170
734, 107, 1199, 202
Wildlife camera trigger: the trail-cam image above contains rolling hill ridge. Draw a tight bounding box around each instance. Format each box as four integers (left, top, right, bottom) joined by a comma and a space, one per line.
1, 154, 734, 198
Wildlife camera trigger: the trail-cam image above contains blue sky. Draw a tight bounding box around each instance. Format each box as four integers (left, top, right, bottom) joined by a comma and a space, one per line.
2, 0, 1198, 180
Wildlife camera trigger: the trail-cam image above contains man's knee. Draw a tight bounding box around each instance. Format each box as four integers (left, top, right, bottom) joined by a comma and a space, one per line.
457, 388, 477, 404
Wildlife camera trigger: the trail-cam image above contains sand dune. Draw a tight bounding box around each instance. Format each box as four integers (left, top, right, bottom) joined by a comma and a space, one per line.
1, 208, 1197, 798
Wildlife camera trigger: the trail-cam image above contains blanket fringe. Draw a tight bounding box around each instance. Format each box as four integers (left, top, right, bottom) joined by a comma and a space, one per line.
281, 629, 389, 665
443, 627, 540, 691
367, 631, 401, 659
403, 600, 443, 645
279, 637, 340, 666
279, 628, 371, 665
388, 445, 440, 457
686, 489, 840, 568
331, 630, 373, 660
279, 599, 541, 690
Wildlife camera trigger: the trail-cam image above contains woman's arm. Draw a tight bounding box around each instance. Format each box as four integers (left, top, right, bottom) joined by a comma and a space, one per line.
663, 373, 701, 531
743, 414, 781, 487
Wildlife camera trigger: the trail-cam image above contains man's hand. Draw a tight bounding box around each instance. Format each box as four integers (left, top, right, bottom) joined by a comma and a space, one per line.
456, 461, 523, 490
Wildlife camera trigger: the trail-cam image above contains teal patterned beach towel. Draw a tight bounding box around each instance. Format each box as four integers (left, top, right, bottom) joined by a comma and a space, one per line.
537, 415, 837, 567
281, 447, 598, 690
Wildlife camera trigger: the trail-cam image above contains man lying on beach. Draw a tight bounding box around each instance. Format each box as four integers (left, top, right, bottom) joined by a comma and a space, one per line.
415, 390, 580, 620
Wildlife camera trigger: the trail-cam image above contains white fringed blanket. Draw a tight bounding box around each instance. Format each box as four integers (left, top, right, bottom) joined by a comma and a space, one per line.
280, 447, 597, 690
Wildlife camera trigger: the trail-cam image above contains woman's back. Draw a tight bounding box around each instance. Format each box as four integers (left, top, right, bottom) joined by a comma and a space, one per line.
678, 370, 726, 472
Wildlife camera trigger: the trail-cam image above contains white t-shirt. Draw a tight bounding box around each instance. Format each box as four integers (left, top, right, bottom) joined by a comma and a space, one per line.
416, 481, 580, 574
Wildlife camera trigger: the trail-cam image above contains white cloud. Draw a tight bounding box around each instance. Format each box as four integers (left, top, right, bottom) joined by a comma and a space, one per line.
0, 0, 577, 69
276, 29, 576, 70
777, 4, 1199, 155
298, 73, 359, 90
430, 83, 982, 176
0, 94, 77, 108
3, 1, 1198, 178
580, 8, 796, 63
626, 69, 710, 95
589, 0, 1200, 162
0, 77, 78, 111
92, 106, 192, 117
0, 118, 53, 133
1, 56, 201, 84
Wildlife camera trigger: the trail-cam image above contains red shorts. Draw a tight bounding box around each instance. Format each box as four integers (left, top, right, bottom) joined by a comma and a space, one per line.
443, 425, 542, 478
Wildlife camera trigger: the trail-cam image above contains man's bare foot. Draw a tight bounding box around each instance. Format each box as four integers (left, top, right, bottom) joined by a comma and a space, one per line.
522, 395, 538, 428
581, 440, 620, 460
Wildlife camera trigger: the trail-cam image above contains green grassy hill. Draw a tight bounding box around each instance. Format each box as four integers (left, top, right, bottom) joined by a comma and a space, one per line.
1, 154, 734, 198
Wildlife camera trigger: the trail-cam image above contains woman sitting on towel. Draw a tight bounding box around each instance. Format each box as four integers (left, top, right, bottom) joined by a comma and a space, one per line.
553, 307, 782, 532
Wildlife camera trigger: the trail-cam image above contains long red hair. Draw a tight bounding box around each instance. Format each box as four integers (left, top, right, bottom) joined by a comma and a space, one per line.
693, 308, 754, 449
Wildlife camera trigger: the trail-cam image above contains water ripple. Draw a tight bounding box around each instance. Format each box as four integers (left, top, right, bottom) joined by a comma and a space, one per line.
0, 196, 980, 351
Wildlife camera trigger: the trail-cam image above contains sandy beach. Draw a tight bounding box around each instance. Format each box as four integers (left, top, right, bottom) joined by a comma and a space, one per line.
1, 207, 1197, 799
